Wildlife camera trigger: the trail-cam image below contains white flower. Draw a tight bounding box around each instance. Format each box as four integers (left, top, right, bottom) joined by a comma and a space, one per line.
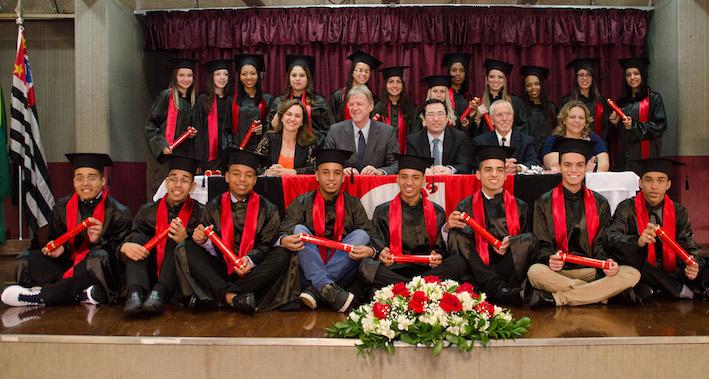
409, 276, 424, 290
349, 311, 361, 323
456, 292, 475, 312
396, 315, 414, 331
361, 315, 376, 333
374, 286, 394, 303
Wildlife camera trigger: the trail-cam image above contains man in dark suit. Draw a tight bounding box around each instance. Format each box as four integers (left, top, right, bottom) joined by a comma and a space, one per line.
406, 99, 472, 174
324, 85, 399, 175
472, 99, 539, 174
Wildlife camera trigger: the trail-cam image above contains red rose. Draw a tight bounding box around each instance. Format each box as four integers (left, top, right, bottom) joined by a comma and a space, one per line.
439, 292, 463, 313
474, 301, 495, 317
408, 290, 428, 314
372, 302, 391, 320
455, 282, 475, 295
392, 282, 410, 298
423, 275, 441, 284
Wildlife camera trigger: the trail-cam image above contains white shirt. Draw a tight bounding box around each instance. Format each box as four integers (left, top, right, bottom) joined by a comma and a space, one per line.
495, 130, 512, 147
427, 130, 456, 174
352, 120, 372, 155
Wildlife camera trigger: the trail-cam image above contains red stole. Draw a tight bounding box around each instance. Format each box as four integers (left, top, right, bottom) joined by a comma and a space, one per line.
448, 88, 456, 110
634, 193, 676, 272
219, 192, 261, 275
638, 96, 651, 158
340, 88, 352, 120
551, 185, 599, 255
312, 190, 345, 263
62, 193, 107, 279
290, 93, 313, 131
472, 190, 520, 265
388, 191, 438, 256
165, 89, 179, 144
231, 96, 268, 144
154, 196, 195, 277
593, 102, 604, 136
206, 97, 219, 160
385, 100, 407, 153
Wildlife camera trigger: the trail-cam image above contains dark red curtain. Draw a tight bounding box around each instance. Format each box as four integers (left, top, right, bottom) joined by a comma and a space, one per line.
141, 6, 649, 105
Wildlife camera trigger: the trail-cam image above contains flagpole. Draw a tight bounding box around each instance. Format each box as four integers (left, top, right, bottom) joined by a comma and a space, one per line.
15, 0, 23, 240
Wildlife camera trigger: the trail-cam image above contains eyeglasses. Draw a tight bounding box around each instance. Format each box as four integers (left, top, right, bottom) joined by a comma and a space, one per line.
73, 175, 101, 184
353, 68, 371, 74
425, 112, 447, 119
167, 176, 193, 185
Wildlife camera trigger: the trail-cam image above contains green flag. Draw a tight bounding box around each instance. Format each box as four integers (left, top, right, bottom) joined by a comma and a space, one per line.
0, 88, 10, 242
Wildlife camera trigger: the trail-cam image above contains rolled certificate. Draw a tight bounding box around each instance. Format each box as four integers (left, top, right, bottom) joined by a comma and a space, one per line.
460, 212, 502, 249
143, 217, 183, 251
239, 120, 259, 149
169, 126, 198, 150
558, 252, 612, 270
298, 233, 353, 253
204, 225, 242, 268
655, 226, 697, 266
459, 97, 481, 121
606, 99, 629, 121
372, 113, 382, 121
44, 218, 96, 252
482, 113, 494, 132
391, 255, 432, 264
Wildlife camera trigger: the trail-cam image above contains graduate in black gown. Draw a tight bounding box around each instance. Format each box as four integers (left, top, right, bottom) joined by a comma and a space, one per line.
609, 57, 667, 172
520, 65, 558, 158
3, 154, 132, 307
328, 50, 382, 123
185, 148, 287, 313
121, 156, 204, 316
359, 154, 467, 290
230, 54, 272, 151
443, 53, 479, 137
446, 146, 535, 306
372, 66, 420, 154
192, 59, 233, 171
145, 57, 197, 196
604, 158, 708, 300
526, 138, 641, 308
267, 55, 334, 147
277, 149, 376, 312
559, 58, 610, 142
470, 59, 527, 134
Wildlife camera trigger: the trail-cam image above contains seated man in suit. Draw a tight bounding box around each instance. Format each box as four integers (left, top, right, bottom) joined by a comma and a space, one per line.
324, 85, 399, 175
472, 99, 539, 174
406, 99, 472, 174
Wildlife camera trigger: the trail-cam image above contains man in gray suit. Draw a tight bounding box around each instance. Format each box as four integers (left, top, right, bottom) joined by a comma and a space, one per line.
324, 85, 399, 175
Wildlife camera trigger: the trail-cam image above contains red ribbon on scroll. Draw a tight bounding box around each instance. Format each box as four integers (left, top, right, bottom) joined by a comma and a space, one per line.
169, 126, 198, 150
460, 212, 502, 250
44, 218, 96, 252
299, 233, 353, 253
655, 226, 697, 266
559, 252, 612, 270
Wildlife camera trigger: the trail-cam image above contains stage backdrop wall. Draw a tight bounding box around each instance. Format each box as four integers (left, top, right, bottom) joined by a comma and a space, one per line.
141, 6, 649, 106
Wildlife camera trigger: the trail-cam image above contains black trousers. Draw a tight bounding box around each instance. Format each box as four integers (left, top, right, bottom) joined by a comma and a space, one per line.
124, 248, 178, 295
465, 233, 535, 299
639, 263, 708, 299
185, 241, 291, 305
360, 255, 468, 289
15, 249, 117, 306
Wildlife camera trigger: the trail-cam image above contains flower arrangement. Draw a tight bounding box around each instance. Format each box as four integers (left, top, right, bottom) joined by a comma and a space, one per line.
325, 276, 531, 355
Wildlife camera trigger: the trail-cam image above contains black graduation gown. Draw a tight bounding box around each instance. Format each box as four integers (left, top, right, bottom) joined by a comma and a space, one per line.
478, 93, 528, 135
448, 193, 535, 295
192, 93, 232, 170
267, 94, 335, 147
254, 132, 316, 174
145, 89, 195, 159
614, 91, 667, 172
16, 193, 133, 305
122, 198, 204, 296
230, 93, 273, 151
532, 186, 611, 268
372, 100, 421, 149
525, 102, 558, 158
604, 197, 706, 297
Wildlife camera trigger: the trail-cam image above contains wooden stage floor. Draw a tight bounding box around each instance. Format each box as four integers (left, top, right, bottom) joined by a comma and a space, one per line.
1, 256, 708, 339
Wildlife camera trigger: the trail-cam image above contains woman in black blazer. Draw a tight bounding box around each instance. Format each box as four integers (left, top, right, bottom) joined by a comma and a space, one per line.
256, 99, 316, 175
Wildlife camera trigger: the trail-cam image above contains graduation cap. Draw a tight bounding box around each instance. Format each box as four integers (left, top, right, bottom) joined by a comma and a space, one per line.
619, 57, 650, 70
169, 57, 197, 70
484, 59, 513, 75
473, 145, 515, 164
395, 153, 433, 174
165, 154, 200, 176
286, 54, 315, 73
442, 53, 471, 68
65, 153, 113, 172
566, 58, 597, 73
346, 50, 382, 70
380, 66, 409, 80
520, 65, 550, 80
224, 146, 266, 171
422, 75, 452, 88
553, 137, 595, 161
235, 54, 265, 72
204, 59, 233, 73
314, 149, 353, 168
633, 157, 685, 178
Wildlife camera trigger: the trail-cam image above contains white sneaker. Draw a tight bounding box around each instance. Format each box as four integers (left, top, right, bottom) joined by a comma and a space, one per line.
1, 285, 44, 307
79, 285, 107, 305
299, 291, 318, 310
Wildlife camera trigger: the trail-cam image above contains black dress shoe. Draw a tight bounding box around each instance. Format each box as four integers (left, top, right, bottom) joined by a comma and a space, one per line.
608, 288, 642, 306
634, 283, 655, 302
142, 290, 165, 313
496, 287, 523, 307
527, 289, 556, 309
187, 295, 219, 312
123, 291, 144, 316
231, 292, 256, 314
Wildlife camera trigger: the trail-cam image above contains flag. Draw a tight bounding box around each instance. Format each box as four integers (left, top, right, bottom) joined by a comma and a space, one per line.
9, 25, 54, 233
0, 89, 10, 242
